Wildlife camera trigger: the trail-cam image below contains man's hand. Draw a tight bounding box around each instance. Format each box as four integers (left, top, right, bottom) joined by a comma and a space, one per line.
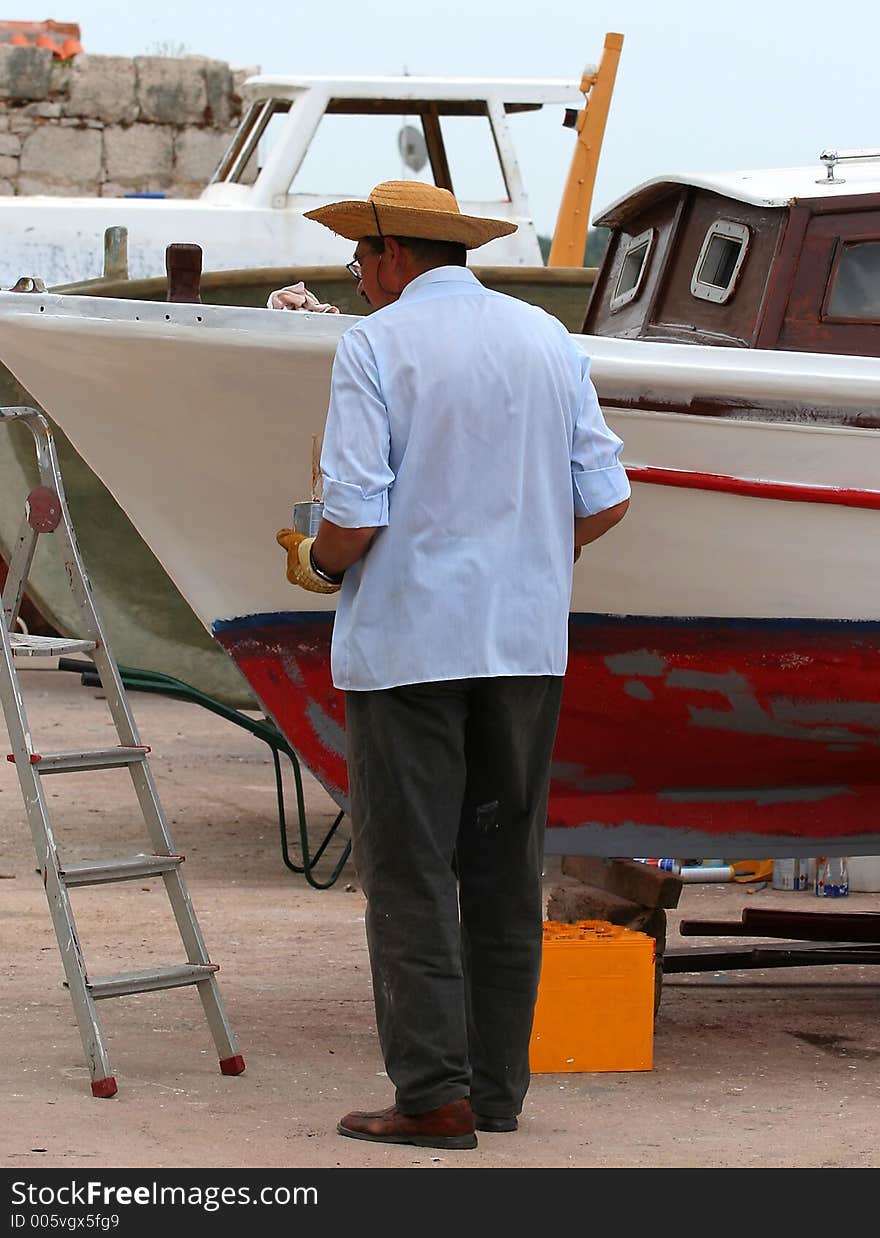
276, 529, 341, 594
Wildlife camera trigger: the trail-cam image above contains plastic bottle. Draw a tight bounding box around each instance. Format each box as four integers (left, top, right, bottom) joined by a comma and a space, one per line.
633, 858, 681, 873
679, 864, 735, 883
815, 856, 849, 898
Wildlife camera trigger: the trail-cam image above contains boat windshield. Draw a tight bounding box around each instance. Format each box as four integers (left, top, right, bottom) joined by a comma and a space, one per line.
210, 98, 293, 185
211, 94, 525, 203
290, 100, 510, 202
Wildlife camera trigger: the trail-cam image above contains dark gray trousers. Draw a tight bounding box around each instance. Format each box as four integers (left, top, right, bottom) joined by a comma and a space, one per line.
345, 675, 564, 1116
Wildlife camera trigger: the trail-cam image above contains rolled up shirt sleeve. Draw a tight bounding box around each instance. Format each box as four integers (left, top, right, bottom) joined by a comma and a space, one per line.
571, 349, 631, 516
320, 327, 394, 528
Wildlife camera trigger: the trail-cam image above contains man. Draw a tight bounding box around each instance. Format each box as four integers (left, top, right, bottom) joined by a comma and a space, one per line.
277, 180, 629, 1150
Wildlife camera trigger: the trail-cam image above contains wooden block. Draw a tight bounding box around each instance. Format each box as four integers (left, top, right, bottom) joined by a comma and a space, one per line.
547, 876, 641, 925
561, 855, 682, 909
547, 878, 667, 953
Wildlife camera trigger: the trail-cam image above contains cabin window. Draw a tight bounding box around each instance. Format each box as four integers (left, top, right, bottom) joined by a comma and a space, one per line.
824, 240, 880, 321
690, 220, 750, 304
609, 228, 654, 311
211, 99, 292, 185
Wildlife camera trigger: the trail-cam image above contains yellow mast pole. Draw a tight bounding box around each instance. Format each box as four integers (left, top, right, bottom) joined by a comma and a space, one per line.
547, 31, 624, 268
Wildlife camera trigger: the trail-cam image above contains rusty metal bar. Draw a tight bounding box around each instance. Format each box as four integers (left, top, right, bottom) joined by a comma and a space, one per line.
679, 908, 880, 943
664, 943, 880, 973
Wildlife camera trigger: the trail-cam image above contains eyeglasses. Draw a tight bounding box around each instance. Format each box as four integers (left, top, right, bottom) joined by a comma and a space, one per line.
346, 257, 362, 280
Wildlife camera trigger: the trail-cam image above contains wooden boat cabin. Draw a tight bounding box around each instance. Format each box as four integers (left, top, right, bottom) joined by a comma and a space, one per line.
583, 149, 880, 356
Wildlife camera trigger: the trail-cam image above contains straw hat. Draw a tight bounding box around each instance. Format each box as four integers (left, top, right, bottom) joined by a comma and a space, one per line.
304, 180, 517, 249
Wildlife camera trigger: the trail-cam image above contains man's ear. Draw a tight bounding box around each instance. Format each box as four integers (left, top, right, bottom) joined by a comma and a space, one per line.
383, 236, 404, 265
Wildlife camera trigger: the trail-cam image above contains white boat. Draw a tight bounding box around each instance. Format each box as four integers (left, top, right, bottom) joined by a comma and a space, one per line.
0, 282, 877, 859
0, 73, 585, 287
0, 58, 623, 703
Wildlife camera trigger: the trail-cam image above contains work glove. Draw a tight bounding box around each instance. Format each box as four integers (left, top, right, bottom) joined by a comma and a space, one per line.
276, 529, 341, 594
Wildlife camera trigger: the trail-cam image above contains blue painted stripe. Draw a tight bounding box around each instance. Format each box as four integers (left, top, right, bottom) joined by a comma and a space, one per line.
568, 614, 880, 633
213, 610, 880, 637
212, 611, 334, 635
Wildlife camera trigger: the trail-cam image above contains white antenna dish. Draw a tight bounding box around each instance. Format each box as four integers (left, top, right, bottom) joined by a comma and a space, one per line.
398, 124, 428, 174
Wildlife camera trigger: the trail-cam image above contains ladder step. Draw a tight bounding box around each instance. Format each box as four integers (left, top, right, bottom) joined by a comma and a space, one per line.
84, 963, 219, 1000
9, 633, 96, 657
10, 745, 151, 774
60, 853, 184, 887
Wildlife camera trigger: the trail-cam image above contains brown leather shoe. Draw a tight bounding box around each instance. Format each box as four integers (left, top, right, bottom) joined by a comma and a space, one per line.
474, 1112, 518, 1133
337, 1098, 477, 1149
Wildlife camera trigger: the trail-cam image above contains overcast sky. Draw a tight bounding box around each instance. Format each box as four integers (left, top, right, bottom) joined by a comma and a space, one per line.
11, 0, 880, 233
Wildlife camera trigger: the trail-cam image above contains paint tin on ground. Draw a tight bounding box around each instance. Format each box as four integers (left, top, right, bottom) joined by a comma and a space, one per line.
772, 858, 815, 890
772, 859, 797, 890
848, 856, 880, 892
797, 859, 817, 890
293, 500, 323, 536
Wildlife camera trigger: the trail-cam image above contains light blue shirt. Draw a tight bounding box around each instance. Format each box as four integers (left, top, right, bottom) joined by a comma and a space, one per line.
320, 266, 630, 691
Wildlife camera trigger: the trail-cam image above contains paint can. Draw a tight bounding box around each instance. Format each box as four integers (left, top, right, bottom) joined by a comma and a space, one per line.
772, 858, 815, 890
798, 859, 817, 890
772, 859, 798, 890
292, 500, 323, 537
847, 856, 880, 892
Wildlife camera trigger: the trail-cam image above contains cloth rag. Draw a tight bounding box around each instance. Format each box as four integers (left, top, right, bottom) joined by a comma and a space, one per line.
267, 281, 340, 312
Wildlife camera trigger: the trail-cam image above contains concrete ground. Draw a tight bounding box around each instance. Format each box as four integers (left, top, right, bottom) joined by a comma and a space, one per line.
2, 666, 879, 1170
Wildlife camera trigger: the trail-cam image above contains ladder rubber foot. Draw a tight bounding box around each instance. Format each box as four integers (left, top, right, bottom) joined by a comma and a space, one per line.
219, 1054, 246, 1076
91, 1076, 118, 1098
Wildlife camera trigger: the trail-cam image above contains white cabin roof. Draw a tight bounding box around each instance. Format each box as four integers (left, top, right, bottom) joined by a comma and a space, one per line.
595, 158, 880, 226
243, 74, 582, 106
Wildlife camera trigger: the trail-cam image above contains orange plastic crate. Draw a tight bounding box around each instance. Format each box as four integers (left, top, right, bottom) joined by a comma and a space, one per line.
529, 920, 655, 1073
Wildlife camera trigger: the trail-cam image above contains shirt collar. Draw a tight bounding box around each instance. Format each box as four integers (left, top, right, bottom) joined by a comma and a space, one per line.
399, 266, 482, 299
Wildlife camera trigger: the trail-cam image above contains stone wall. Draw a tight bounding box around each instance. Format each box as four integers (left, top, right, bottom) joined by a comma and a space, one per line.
0, 45, 257, 198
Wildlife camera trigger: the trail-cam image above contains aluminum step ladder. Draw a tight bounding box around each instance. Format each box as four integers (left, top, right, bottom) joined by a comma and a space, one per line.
0, 406, 245, 1097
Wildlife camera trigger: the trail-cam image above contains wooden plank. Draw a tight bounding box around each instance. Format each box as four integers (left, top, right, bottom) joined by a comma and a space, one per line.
561, 855, 682, 908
